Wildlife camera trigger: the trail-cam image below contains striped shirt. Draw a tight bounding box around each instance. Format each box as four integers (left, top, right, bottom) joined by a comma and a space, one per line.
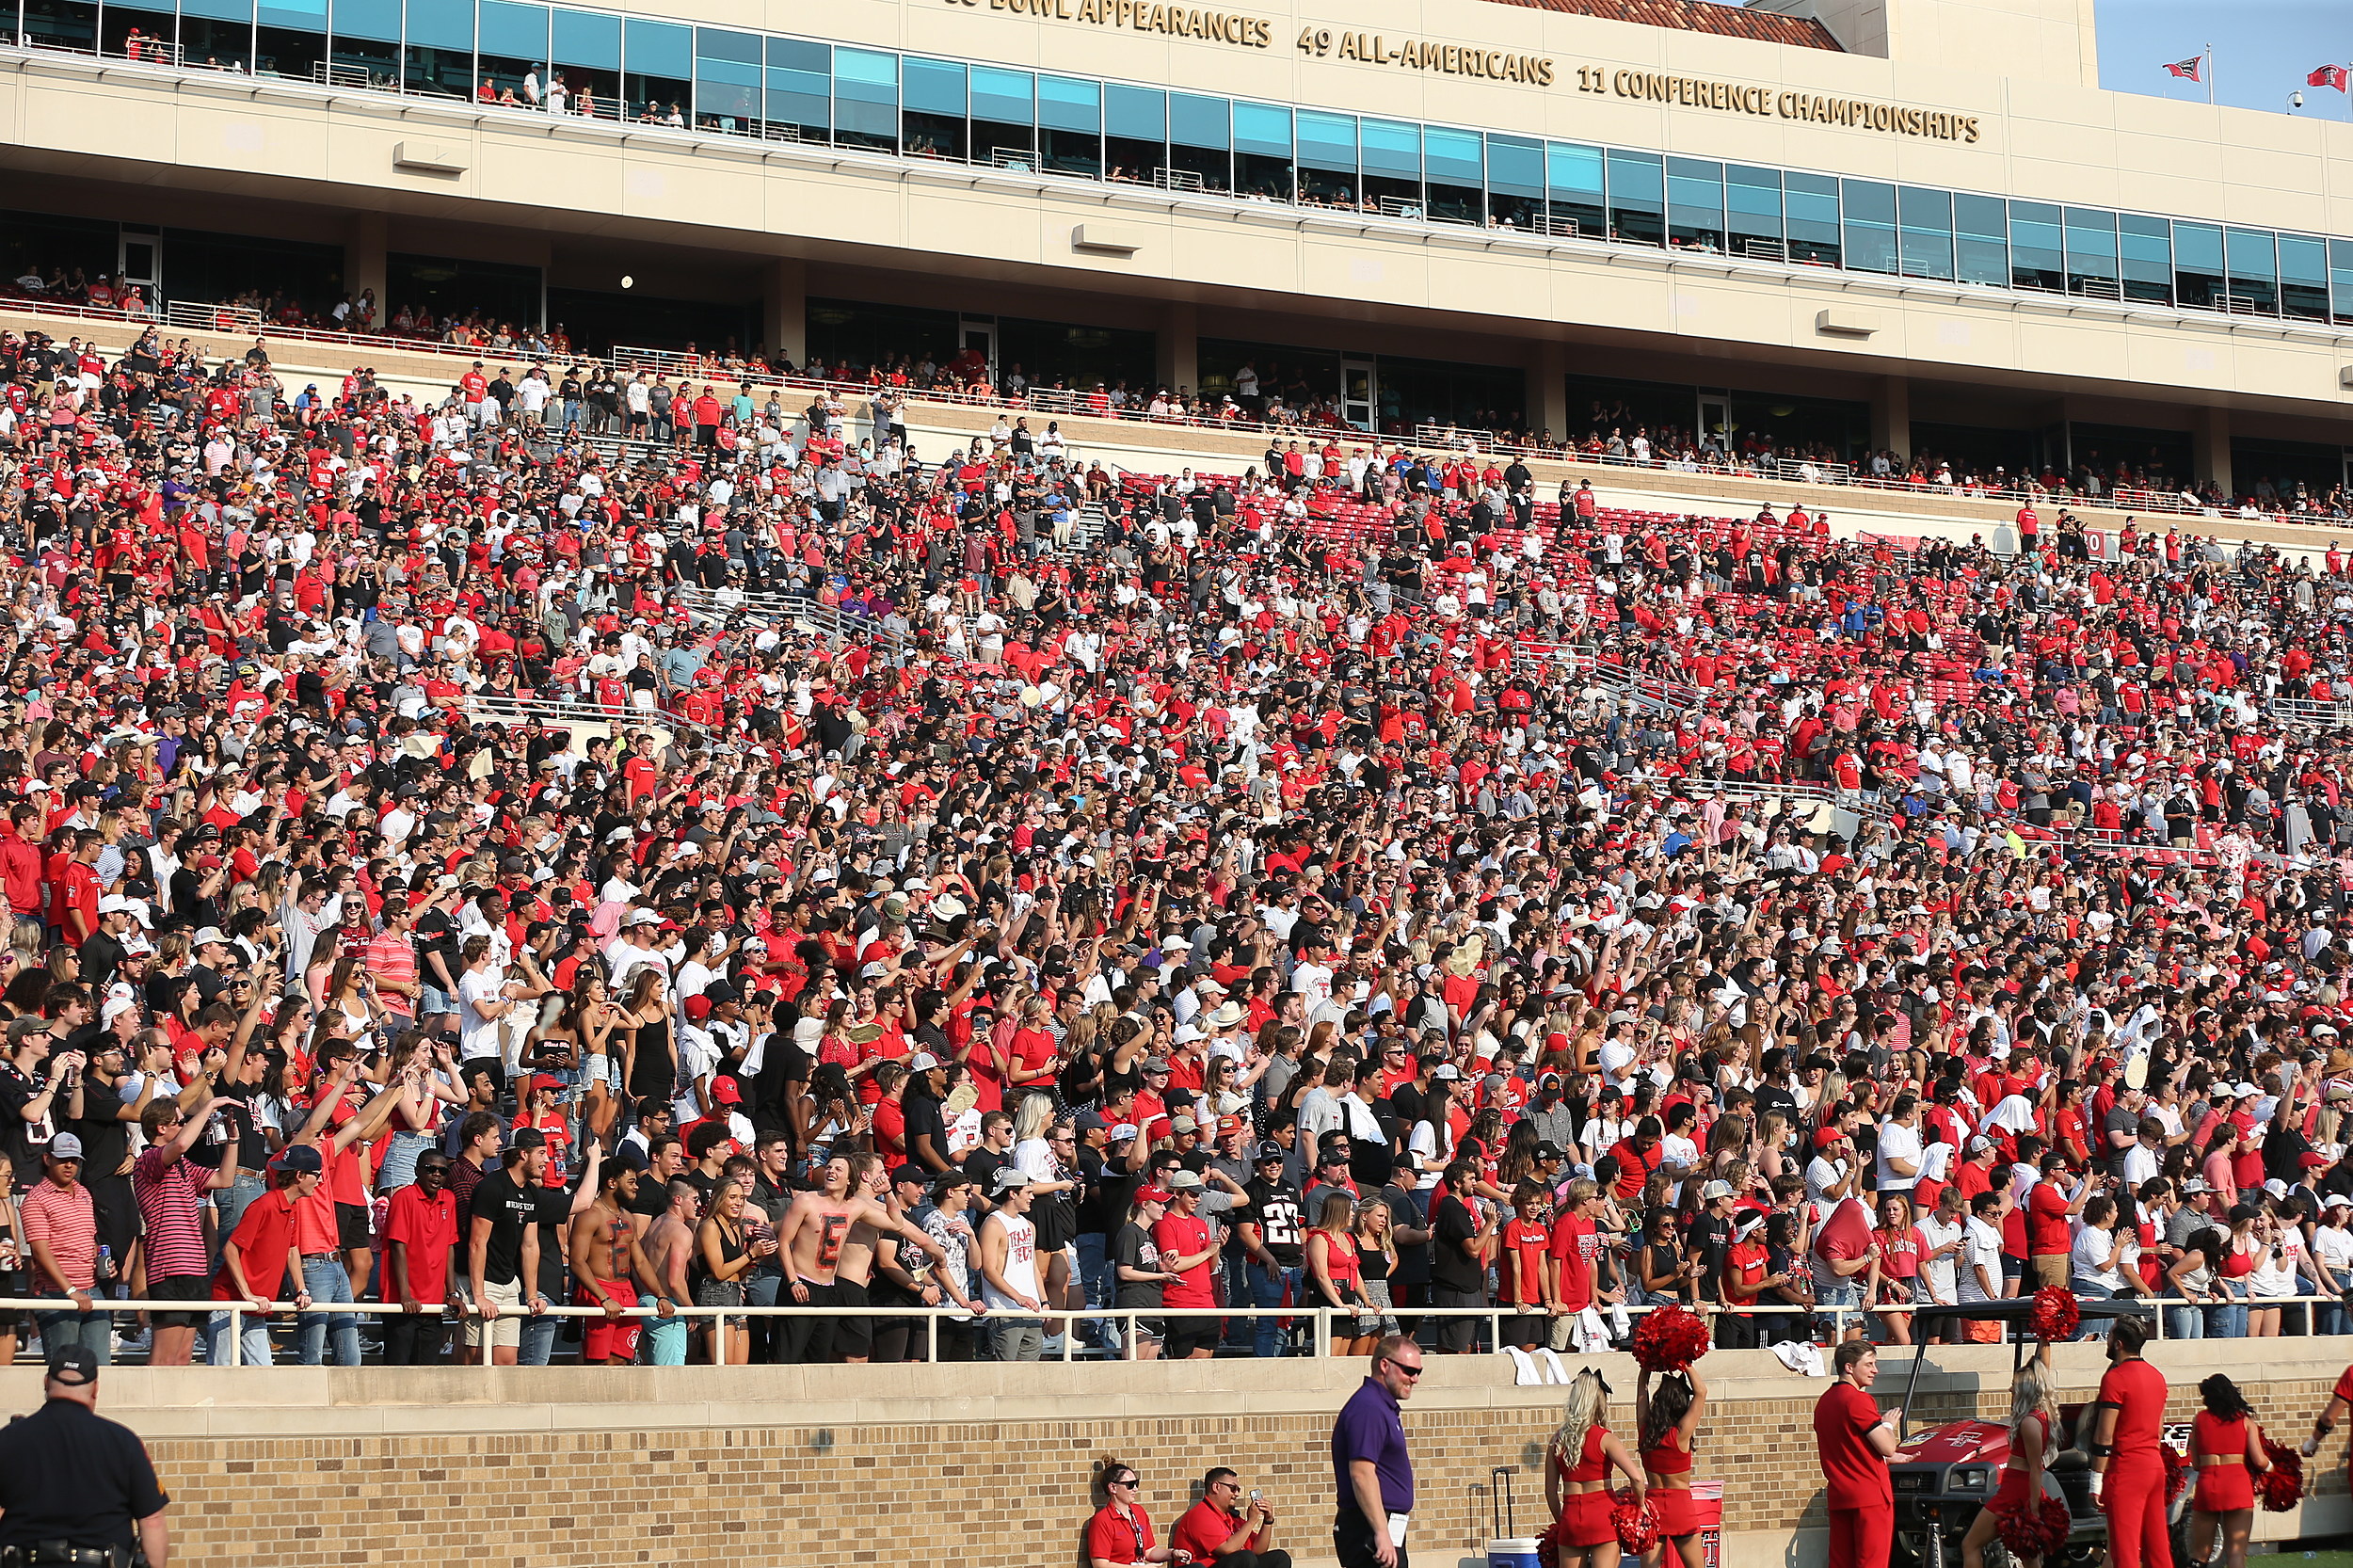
134, 1146, 212, 1281
20, 1178, 96, 1290
358, 930, 419, 1017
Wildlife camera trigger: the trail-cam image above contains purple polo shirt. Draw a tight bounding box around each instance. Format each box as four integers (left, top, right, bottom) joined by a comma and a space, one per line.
1332, 1375, 1414, 1514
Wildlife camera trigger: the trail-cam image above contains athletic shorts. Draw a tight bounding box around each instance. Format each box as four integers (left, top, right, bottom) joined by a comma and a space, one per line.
336, 1201, 372, 1252
578, 1278, 642, 1362
831, 1279, 873, 1359
148, 1273, 210, 1329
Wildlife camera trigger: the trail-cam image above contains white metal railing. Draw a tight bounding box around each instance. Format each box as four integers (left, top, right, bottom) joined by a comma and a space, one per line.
7, 1288, 2323, 1372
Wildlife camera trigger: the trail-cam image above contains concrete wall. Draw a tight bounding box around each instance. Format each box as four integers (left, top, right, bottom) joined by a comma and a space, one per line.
14, 1338, 2352, 1568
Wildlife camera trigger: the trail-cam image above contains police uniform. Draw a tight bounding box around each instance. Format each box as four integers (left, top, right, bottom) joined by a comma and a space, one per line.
0, 1349, 168, 1568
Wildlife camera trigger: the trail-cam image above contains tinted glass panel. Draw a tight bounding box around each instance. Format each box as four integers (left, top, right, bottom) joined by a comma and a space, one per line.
2333, 238, 2353, 324
1667, 157, 1722, 249
1170, 92, 1225, 148
2010, 200, 2062, 291
765, 37, 826, 135
403, 0, 468, 45
1953, 193, 2006, 286
2226, 227, 2276, 312
2120, 214, 2170, 303
479, 0, 543, 57
1898, 185, 1951, 280
969, 66, 1030, 126
1842, 179, 1895, 274
1487, 135, 1540, 198
1423, 126, 1480, 185
1105, 83, 1162, 139
1726, 165, 1781, 257
832, 46, 896, 148
551, 7, 615, 67
902, 56, 962, 114
2064, 206, 2118, 295
1297, 110, 1354, 170
1785, 171, 1839, 265
624, 17, 688, 77
1607, 150, 1662, 245
2174, 220, 2224, 308
1232, 102, 1290, 158
1547, 142, 1604, 234
1361, 118, 1417, 178
2280, 233, 2328, 320
1038, 73, 1096, 133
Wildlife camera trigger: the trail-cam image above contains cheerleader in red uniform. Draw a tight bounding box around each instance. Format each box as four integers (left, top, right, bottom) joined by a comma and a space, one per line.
2189, 1374, 2273, 1568
1635, 1366, 1708, 1568
1546, 1368, 1648, 1568
1961, 1352, 2058, 1568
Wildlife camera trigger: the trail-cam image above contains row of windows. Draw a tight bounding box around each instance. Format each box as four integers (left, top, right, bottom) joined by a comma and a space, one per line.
15, 0, 2353, 326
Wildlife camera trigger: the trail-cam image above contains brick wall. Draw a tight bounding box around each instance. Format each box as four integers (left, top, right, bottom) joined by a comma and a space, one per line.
23, 1340, 2351, 1568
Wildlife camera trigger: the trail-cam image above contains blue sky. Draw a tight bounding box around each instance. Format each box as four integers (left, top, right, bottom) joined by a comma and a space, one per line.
2090, 0, 2353, 118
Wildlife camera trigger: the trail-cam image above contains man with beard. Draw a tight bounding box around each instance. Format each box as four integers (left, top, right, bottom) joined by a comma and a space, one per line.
568, 1150, 674, 1365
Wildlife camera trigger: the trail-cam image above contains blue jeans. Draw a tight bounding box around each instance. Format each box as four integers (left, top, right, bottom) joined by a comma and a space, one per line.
520, 1305, 559, 1366
33, 1293, 114, 1365
2208, 1285, 2249, 1339
2164, 1288, 2207, 1341
1251, 1263, 1304, 1358
2068, 1279, 2114, 1339
296, 1256, 362, 1366
203, 1307, 275, 1367
214, 1170, 264, 1258
1077, 1232, 1112, 1348
643, 1309, 688, 1366
2317, 1296, 2351, 1338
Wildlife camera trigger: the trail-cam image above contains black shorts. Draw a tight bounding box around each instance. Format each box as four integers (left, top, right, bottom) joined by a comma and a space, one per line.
831, 1279, 872, 1359
148, 1273, 211, 1329
336, 1201, 371, 1252
1164, 1320, 1220, 1358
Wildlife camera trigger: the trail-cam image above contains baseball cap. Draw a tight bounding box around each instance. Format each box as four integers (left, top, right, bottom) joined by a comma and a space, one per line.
46, 1133, 84, 1161
1075, 1111, 1109, 1132
906, 1051, 942, 1071
681, 995, 713, 1021
712, 1079, 743, 1104
1165, 1169, 1204, 1191
272, 1143, 324, 1174
44, 1345, 99, 1385
1698, 1179, 1734, 1202
990, 1167, 1031, 1192
508, 1127, 549, 1151
1255, 1140, 1288, 1163
1431, 1064, 1461, 1081
889, 1163, 926, 1188
1534, 1141, 1565, 1162
1135, 1186, 1173, 1205
1110, 1123, 1140, 1143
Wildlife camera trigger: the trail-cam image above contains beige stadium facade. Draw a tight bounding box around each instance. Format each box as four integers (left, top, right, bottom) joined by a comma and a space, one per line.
2, 0, 2351, 486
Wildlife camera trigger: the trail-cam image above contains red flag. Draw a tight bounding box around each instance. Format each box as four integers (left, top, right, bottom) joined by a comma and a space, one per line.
2163, 55, 2202, 80
2310, 63, 2348, 89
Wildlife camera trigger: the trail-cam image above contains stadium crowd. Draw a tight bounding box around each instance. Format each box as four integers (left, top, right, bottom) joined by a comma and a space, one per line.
0, 314, 2352, 1370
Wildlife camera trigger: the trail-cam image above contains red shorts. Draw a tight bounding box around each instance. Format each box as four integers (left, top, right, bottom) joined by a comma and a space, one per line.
1651, 1488, 1701, 1538
578, 1278, 642, 1362
1561, 1490, 1616, 1548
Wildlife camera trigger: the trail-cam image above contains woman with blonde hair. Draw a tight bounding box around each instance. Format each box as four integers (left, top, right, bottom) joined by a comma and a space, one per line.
1546, 1368, 1647, 1568
1961, 1352, 2062, 1568
1305, 1190, 1378, 1354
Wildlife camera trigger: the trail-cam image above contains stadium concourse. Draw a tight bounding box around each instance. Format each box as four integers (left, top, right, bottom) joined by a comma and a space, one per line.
4, 308, 2353, 1383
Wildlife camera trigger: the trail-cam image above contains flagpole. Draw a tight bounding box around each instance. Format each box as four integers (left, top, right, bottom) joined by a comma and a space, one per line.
2206, 42, 2214, 105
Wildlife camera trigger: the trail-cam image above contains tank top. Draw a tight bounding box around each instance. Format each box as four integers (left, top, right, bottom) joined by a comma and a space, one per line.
1562, 1424, 1610, 1484
1321, 1230, 1364, 1296
2223, 1239, 2258, 1280
981, 1210, 1039, 1309
2191, 1411, 2248, 1466
1641, 1429, 1693, 1477
2004, 1412, 2050, 1476
1356, 1237, 1392, 1283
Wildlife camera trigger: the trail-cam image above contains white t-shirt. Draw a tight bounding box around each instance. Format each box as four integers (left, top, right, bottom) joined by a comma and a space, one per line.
1958, 1216, 2004, 1303
456, 969, 504, 1062
1874, 1122, 1923, 1193
2069, 1224, 2127, 1292
1916, 1213, 1962, 1304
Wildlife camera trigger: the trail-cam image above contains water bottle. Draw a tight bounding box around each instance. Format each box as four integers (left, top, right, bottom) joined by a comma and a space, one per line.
94, 1243, 117, 1286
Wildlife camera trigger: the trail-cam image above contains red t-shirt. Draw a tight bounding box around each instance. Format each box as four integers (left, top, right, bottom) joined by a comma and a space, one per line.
2097, 1359, 2169, 1458
1153, 1212, 1216, 1306
1171, 1502, 1241, 1563
381, 1183, 457, 1302
1547, 1210, 1599, 1312
1502, 1217, 1550, 1305
2025, 1181, 2072, 1256
211, 1186, 299, 1307
1815, 1382, 1893, 1508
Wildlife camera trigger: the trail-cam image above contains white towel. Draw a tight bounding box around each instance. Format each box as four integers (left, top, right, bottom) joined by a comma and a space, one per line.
1502, 1345, 1545, 1385
1537, 1347, 1574, 1384
1770, 1340, 1827, 1376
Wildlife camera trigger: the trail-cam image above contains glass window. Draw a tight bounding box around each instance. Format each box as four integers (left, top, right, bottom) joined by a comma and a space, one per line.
1546, 142, 1604, 237
255, 0, 328, 81
259, 0, 325, 27
969, 65, 1031, 129
623, 18, 688, 77
551, 7, 615, 68
1232, 102, 1291, 200
1360, 118, 1420, 216
1166, 92, 1226, 191
1606, 149, 1662, 246
1106, 84, 1163, 140
1486, 134, 1541, 232
479, 1, 543, 59
1896, 186, 1951, 280
1297, 110, 1356, 205
1666, 156, 1723, 251
2009, 200, 2062, 292
623, 18, 690, 120
2063, 206, 2118, 296
2121, 213, 2170, 304
1726, 165, 1782, 260
403, 0, 467, 45
764, 37, 826, 141
2332, 238, 2353, 325
902, 57, 963, 115
1170, 92, 1226, 148
1842, 179, 1896, 275
831, 45, 896, 152
330, 0, 395, 38
2279, 233, 2328, 321
1953, 193, 2006, 287
183, 0, 251, 23
2174, 220, 2224, 309
2226, 227, 2276, 312
693, 26, 760, 128
1784, 171, 1839, 266
1423, 126, 1481, 224
1038, 74, 1096, 133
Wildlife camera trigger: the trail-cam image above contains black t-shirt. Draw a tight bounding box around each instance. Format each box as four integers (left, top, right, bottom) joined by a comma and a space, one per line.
0, 1399, 168, 1552
187, 1085, 264, 1173
1688, 1210, 1732, 1302
1241, 1176, 1305, 1268
469, 1167, 567, 1288
0, 1063, 54, 1181
1112, 1220, 1164, 1309
1430, 1192, 1483, 1293
902, 1089, 949, 1168
72, 1087, 133, 1184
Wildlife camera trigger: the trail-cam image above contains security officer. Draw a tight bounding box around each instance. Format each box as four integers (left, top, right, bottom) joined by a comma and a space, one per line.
0, 1347, 170, 1567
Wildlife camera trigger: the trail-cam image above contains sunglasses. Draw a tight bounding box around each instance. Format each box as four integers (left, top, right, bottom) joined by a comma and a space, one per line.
1379, 1357, 1423, 1379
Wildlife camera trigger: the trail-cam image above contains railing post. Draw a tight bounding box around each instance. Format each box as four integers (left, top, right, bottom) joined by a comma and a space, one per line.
928, 1311, 939, 1364
225, 1302, 241, 1368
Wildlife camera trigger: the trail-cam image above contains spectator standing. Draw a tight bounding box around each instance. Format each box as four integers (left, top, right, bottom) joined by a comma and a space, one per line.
24, 1132, 110, 1364
1427, 1159, 1493, 1354
380, 1152, 460, 1364
1153, 1169, 1221, 1361
1815, 1339, 1897, 1568
131, 1098, 240, 1366
978, 1166, 1046, 1361
206, 1145, 322, 1368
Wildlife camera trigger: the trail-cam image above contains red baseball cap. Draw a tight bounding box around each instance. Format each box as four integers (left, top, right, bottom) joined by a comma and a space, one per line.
1813, 1128, 1845, 1149
1135, 1187, 1173, 1205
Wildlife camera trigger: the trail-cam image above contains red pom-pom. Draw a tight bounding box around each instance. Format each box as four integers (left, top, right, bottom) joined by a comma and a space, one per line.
2163, 1444, 2189, 1506
2259, 1440, 2306, 1512
1537, 1522, 1561, 1568
1611, 1493, 1660, 1555
1994, 1495, 2071, 1560
2027, 1287, 2080, 1344
1631, 1305, 1713, 1373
